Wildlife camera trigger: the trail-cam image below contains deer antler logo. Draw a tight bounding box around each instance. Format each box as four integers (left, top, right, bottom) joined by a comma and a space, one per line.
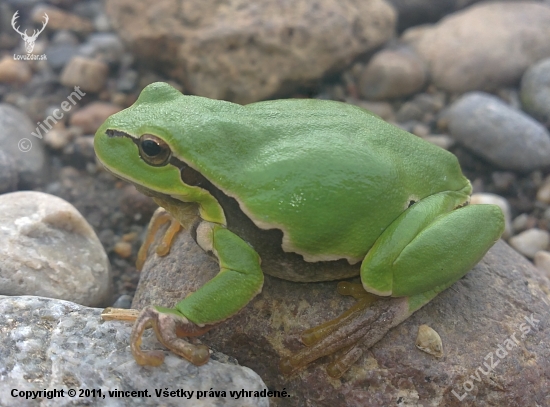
11, 11, 49, 54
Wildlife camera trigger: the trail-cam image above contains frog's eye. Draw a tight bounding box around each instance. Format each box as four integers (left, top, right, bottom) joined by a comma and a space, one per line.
138, 134, 172, 166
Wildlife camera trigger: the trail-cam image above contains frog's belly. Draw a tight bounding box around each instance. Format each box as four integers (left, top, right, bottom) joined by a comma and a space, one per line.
206, 180, 361, 282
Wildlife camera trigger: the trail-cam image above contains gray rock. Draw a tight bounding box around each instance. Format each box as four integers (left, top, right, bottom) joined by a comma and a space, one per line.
386, 0, 481, 32
0, 103, 48, 188
132, 226, 550, 406
0, 296, 269, 407
46, 43, 79, 71
358, 47, 426, 100
0, 191, 111, 307
104, 0, 396, 103
446, 92, 550, 171
0, 150, 18, 193
520, 57, 550, 126
78, 33, 125, 65
404, 2, 550, 93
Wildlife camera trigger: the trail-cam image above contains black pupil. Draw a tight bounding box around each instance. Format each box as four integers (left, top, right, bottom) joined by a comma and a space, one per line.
142, 140, 161, 156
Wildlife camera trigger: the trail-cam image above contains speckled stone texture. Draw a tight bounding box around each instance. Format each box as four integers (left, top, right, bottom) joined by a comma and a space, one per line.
0, 296, 269, 407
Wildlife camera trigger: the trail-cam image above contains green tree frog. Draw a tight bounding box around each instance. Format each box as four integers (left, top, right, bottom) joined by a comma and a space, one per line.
95, 82, 504, 377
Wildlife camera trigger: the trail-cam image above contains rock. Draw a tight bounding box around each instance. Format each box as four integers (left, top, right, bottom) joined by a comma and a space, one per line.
132, 225, 550, 406
31, 5, 94, 34
422, 134, 456, 150
509, 228, 550, 259
415, 324, 443, 358
395, 92, 445, 123
358, 47, 426, 100
0, 150, 18, 193
386, 0, 472, 32
403, 2, 550, 93
60, 56, 109, 93
46, 43, 79, 71
347, 99, 395, 121
492, 171, 516, 193
470, 193, 512, 239
537, 175, 550, 204
512, 213, 537, 234
78, 33, 126, 65
104, 0, 396, 103
446, 92, 550, 171
119, 185, 158, 224
64, 135, 97, 164
0, 191, 111, 307
0, 103, 48, 188
0, 296, 269, 407
112, 294, 133, 309
0, 56, 32, 84
70, 102, 122, 134
521, 57, 550, 126
534, 250, 550, 278
43, 124, 77, 150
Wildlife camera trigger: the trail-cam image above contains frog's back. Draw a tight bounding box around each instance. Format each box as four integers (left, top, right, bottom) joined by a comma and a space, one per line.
178, 97, 469, 263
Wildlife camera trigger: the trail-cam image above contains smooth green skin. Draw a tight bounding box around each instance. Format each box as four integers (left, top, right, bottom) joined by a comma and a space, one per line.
94, 82, 505, 327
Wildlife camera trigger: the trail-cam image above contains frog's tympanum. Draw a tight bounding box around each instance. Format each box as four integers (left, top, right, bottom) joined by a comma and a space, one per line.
95, 82, 504, 377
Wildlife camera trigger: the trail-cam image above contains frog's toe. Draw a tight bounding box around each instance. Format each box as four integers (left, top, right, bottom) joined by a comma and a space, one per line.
130, 306, 211, 367
280, 295, 410, 378
136, 208, 182, 270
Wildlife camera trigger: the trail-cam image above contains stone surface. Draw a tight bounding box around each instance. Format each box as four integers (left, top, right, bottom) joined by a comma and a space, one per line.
403, 2, 550, 94
0, 296, 269, 407
132, 225, 550, 407
104, 0, 396, 103
0, 150, 18, 193
521, 57, 550, 126
0, 56, 32, 84
0, 103, 48, 188
509, 228, 550, 259
32, 5, 94, 34
0, 191, 111, 307
69, 102, 122, 134
60, 56, 109, 93
445, 92, 550, 171
534, 250, 550, 278
536, 175, 550, 204
386, 0, 483, 32
358, 47, 426, 100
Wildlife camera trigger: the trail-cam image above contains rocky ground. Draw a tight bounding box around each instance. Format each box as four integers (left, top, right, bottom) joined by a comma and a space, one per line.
0, 1, 549, 406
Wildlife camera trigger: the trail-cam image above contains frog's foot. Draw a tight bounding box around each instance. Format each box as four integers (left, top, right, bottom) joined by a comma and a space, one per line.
130, 305, 212, 367
136, 208, 182, 270
280, 282, 411, 378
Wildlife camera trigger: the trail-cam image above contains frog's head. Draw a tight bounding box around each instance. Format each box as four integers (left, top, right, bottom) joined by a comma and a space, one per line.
94, 82, 226, 224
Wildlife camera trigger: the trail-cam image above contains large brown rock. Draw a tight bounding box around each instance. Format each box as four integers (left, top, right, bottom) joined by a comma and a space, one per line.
104, 0, 396, 103
403, 1, 550, 94
133, 226, 550, 407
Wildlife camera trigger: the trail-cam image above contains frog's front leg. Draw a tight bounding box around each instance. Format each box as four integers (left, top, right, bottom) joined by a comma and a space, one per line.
282, 190, 504, 377
131, 221, 264, 366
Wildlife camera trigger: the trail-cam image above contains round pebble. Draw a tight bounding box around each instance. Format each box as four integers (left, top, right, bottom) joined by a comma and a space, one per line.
359, 48, 426, 100
536, 176, 550, 205
0, 191, 112, 306
520, 58, 550, 125
446, 92, 550, 172
509, 228, 550, 259
534, 250, 550, 278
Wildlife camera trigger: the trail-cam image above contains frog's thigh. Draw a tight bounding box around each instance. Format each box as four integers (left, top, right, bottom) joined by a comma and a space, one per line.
175, 222, 264, 325
361, 193, 504, 298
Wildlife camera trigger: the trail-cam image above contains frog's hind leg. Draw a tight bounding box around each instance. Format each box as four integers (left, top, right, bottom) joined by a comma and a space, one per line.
281, 191, 504, 378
